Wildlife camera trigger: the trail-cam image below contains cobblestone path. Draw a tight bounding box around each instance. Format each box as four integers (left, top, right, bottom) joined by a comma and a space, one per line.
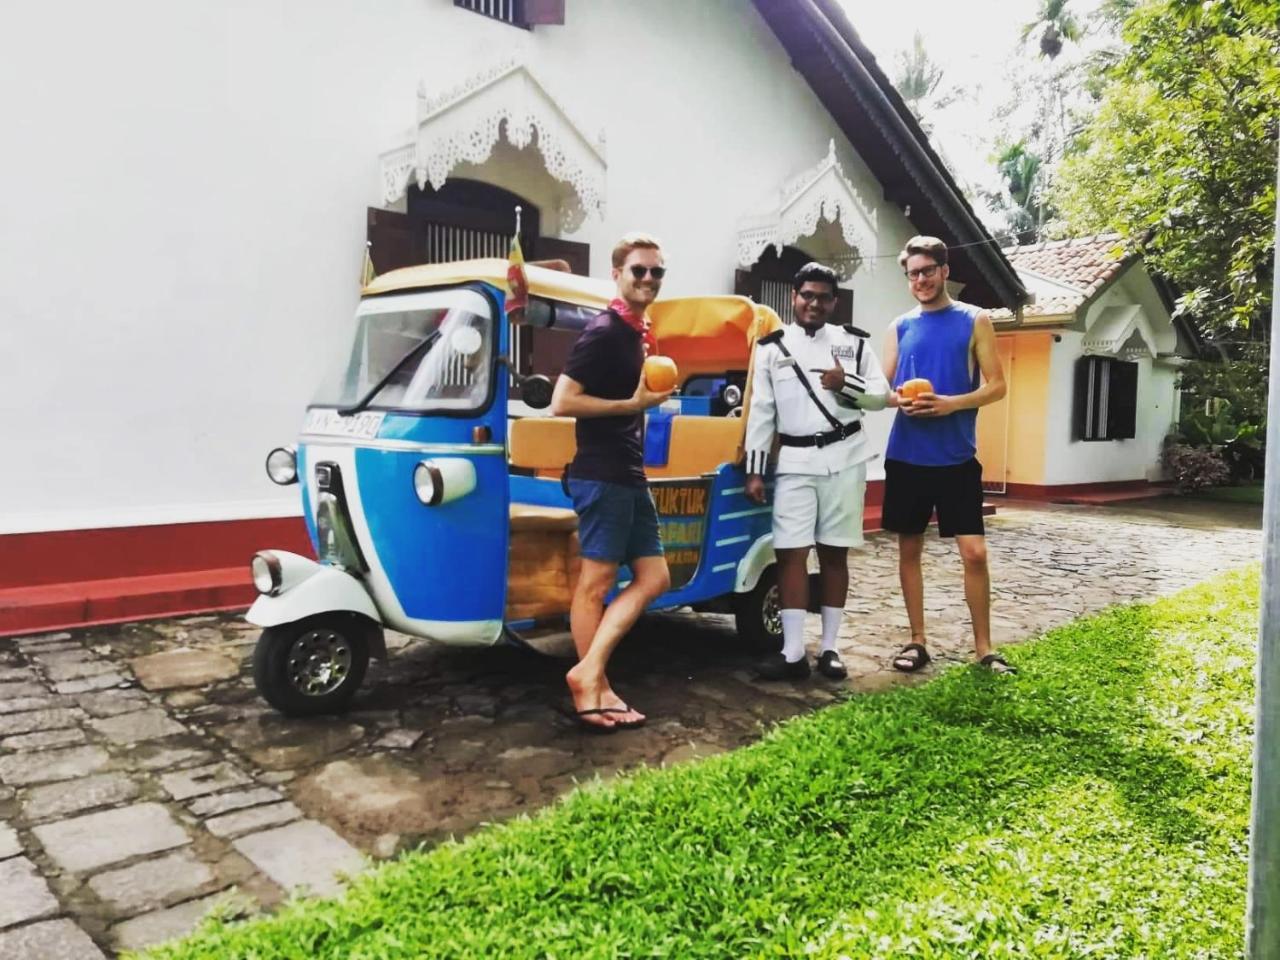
0, 499, 1261, 956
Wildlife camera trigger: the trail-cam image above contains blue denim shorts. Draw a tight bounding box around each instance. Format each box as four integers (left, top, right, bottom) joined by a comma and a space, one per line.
566, 478, 664, 564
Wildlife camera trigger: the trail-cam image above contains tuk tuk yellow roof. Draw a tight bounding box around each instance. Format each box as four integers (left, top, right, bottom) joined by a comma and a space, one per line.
362, 258, 614, 309
361, 261, 782, 363
649, 296, 779, 343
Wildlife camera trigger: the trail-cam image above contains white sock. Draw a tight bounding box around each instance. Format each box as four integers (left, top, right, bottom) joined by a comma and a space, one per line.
820, 607, 842, 654
780, 609, 807, 662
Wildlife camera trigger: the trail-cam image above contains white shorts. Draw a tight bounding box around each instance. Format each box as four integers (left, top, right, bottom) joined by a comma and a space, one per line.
771, 462, 867, 549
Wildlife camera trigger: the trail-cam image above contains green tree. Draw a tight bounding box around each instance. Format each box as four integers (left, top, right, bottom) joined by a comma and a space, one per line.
891, 31, 955, 132
1021, 0, 1084, 60
1053, 0, 1279, 335
979, 140, 1051, 241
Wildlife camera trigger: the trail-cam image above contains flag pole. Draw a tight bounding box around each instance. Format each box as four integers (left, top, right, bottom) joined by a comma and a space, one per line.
1246, 139, 1280, 959
361, 240, 376, 288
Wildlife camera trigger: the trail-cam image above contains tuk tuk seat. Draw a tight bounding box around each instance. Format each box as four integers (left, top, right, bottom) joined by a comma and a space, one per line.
647, 416, 742, 479
508, 416, 577, 474
507, 414, 742, 479
509, 502, 578, 532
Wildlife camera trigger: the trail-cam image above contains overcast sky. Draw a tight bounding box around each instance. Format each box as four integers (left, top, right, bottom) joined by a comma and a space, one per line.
836, 0, 1106, 193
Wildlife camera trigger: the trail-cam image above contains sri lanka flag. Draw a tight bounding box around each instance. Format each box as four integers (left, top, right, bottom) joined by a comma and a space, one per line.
506, 231, 529, 316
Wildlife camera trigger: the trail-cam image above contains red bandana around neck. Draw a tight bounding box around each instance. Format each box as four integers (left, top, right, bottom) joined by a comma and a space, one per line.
610, 297, 658, 356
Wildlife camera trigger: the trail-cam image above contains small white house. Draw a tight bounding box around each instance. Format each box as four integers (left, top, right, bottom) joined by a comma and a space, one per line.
978, 234, 1195, 498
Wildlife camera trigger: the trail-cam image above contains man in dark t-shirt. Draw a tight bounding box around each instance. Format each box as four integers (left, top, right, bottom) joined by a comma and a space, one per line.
550, 233, 673, 732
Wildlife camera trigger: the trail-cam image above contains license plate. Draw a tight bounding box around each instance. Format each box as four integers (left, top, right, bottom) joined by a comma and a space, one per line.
303, 409, 386, 439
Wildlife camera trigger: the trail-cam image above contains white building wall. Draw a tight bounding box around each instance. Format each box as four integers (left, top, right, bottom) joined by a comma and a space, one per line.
1, 0, 918, 535
1041, 339, 1179, 487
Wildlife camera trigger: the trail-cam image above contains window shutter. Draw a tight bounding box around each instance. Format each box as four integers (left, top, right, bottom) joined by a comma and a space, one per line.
832, 288, 853, 327
365, 208, 416, 274
734, 270, 762, 301
1072, 356, 1093, 441
533, 237, 589, 275
1107, 360, 1139, 440
522, 0, 565, 24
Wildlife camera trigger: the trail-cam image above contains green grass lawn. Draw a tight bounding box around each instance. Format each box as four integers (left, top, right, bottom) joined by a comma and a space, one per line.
1190, 482, 1264, 505
138, 568, 1259, 960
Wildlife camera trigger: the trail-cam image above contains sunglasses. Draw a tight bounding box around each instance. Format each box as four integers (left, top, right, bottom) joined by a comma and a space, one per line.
628, 265, 666, 280
796, 290, 835, 304
905, 264, 941, 281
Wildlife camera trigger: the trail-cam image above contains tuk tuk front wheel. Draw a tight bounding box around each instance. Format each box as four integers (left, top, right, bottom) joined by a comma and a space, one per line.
252, 613, 374, 716
732, 565, 784, 654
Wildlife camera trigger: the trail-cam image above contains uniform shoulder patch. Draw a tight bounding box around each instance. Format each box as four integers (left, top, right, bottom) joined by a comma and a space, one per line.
757, 330, 784, 345
842, 323, 871, 338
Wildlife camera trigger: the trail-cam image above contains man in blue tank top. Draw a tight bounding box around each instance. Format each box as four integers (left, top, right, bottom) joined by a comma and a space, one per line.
881, 236, 1016, 674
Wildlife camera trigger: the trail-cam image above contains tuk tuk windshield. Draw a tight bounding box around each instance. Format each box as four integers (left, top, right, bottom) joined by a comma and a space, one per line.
312, 288, 495, 413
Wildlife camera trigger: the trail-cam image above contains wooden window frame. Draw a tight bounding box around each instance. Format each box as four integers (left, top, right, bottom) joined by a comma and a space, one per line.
453, 0, 564, 28
1073, 355, 1138, 442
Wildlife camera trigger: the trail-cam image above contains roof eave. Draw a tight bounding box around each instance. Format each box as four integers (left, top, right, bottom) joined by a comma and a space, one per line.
751, 0, 1026, 311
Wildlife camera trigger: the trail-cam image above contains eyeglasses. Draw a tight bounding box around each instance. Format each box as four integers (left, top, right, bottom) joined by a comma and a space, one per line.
905, 264, 941, 281
796, 290, 835, 304
628, 265, 666, 280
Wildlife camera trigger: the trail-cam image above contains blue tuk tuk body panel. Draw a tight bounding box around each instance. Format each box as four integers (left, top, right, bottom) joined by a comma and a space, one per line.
292, 281, 513, 644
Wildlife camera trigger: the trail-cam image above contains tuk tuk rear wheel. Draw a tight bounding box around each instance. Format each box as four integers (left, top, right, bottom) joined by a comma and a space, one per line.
732, 565, 784, 654
252, 613, 374, 717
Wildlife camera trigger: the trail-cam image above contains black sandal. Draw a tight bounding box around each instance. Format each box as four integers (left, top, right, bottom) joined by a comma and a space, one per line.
978, 653, 1018, 675
892, 642, 931, 673
570, 708, 621, 734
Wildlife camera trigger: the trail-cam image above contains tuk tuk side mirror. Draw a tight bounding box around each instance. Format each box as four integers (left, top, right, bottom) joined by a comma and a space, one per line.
524, 298, 555, 328
521, 375, 554, 410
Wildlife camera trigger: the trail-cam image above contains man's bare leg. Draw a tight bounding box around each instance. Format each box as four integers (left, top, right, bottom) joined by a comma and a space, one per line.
775, 547, 811, 610
570, 559, 614, 661
567, 555, 670, 726
955, 534, 992, 660
814, 543, 849, 607
894, 533, 929, 669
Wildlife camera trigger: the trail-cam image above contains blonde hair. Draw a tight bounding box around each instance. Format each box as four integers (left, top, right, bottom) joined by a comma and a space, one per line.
611, 232, 664, 269
898, 235, 949, 269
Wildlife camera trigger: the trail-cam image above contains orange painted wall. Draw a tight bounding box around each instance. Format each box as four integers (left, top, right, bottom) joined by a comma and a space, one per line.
1006, 332, 1053, 485
977, 332, 1053, 486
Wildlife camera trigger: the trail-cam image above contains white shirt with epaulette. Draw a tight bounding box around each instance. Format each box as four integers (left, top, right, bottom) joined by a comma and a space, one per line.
744, 321, 890, 477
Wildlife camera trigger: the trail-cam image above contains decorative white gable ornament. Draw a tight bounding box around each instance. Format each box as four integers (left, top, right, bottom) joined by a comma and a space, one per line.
736, 140, 878, 281
379, 59, 607, 232
1082, 304, 1164, 359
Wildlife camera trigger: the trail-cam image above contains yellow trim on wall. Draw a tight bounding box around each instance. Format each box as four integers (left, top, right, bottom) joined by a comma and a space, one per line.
1005, 332, 1052, 485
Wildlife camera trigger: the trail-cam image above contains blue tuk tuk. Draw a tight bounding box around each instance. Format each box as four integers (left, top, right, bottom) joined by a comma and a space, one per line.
249, 259, 784, 715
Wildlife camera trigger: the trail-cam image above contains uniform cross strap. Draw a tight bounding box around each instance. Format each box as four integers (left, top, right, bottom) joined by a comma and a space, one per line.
770, 337, 844, 432
778, 420, 861, 448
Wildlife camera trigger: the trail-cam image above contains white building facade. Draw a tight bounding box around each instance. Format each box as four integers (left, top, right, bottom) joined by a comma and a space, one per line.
1, 0, 1023, 628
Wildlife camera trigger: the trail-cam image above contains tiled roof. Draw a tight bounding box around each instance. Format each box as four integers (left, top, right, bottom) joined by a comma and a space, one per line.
990, 234, 1133, 323
1003, 233, 1130, 295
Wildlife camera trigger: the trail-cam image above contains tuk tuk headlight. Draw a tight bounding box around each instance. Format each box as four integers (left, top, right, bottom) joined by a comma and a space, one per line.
250, 552, 282, 595
413, 458, 477, 506
265, 446, 298, 485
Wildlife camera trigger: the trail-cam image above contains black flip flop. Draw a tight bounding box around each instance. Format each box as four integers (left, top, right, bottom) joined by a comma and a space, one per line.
558, 704, 646, 733
978, 653, 1018, 675
892, 642, 931, 673
606, 704, 647, 730
569, 707, 622, 734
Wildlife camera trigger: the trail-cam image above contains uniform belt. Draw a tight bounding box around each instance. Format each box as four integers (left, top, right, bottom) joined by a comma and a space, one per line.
778, 420, 861, 448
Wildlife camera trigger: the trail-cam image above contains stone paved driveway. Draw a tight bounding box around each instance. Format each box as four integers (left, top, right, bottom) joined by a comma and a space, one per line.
0, 498, 1261, 957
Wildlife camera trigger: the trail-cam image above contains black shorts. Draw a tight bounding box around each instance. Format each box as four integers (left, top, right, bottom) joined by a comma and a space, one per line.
882, 458, 985, 538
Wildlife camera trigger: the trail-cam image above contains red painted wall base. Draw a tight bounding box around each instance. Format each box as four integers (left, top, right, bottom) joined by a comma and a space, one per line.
0, 516, 313, 637
0, 481, 990, 637
999, 480, 1172, 504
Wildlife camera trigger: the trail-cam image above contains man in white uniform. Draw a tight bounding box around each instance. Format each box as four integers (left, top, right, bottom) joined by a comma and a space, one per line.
744, 262, 890, 679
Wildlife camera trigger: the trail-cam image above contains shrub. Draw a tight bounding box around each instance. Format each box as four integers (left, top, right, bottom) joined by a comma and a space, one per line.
1162, 439, 1231, 491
